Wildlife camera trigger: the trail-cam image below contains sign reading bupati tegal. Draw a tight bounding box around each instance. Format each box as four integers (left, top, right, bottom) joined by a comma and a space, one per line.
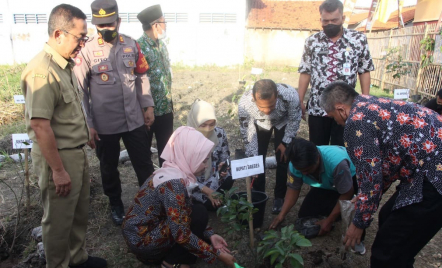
231, 155, 264, 180
12, 133, 33, 149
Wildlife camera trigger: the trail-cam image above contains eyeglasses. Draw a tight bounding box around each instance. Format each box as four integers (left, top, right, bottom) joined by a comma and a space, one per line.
154, 21, 167, 25
62, 30, 89, 44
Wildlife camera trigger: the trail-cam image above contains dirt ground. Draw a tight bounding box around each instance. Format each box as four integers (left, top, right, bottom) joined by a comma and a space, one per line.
1, 68, 442, 268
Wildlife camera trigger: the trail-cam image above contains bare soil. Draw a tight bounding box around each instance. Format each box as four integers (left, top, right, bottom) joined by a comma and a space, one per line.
1, 68, 441, 268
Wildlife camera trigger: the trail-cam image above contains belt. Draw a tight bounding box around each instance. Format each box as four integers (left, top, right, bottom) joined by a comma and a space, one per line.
59, 144, 86, 150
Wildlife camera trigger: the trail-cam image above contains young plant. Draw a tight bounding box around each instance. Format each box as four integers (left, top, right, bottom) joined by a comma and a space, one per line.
258, 224, 312, 268
215, 187, 258, 235
382, 47, 412, 79
420, 36, 435, 68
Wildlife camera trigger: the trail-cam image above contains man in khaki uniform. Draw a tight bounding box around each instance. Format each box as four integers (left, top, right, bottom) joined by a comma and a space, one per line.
74, 0, 155, 225
21, 4, 106, 268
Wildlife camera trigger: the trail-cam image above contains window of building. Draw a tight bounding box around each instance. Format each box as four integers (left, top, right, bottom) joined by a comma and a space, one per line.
164, 13, 188, 23
13, 14, 47, 24
199, 13, 236, 23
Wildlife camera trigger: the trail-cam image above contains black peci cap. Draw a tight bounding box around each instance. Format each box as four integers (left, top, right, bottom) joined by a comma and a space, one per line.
91, 0, 119, 25
137, 5, 163, 26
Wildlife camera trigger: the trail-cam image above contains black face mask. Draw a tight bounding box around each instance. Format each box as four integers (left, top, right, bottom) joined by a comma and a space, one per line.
97, 29, 118, 42
322, 24, 342, 38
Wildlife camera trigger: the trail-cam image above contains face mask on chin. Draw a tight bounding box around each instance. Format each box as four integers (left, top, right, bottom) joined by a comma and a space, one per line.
157, 29, 167, 40
322, 24, 342, 38
97, 28, 118, 42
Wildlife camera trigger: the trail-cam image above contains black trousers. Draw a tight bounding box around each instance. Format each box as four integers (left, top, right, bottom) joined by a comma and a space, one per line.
196, 176, 234, 212
254, 124, 288, 199
308, 115, 344, 146
370, 179, 442, 268
95, 125, 154, 207
147, 112, 174, 167
298, 176, 365, 240
163, 203, 210, 265
298, 176, 358, 218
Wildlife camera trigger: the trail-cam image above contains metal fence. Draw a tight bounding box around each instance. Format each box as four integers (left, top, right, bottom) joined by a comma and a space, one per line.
366, 23, 442, 98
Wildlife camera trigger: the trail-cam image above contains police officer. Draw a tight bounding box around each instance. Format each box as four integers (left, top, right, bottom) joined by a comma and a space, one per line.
22, 4, 107, 268
74, 0, 155, 225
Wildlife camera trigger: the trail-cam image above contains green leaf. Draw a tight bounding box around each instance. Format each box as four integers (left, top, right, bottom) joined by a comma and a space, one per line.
264, 249, 278, 260
270, 252, 280, 265
289, 253, 304, 265
275, 262, 283, 268
296, 238, 312, 247
290, 257, 303, 268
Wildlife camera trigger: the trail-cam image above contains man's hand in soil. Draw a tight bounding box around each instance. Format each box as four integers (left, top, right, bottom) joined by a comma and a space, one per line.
269, 214, 284, 229
316, 218, 333, 236
53, 169, 71, 197
343, 223, 364, 250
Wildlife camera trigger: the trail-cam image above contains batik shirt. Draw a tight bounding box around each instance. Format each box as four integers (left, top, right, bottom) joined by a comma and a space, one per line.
299, 29, 374, 116
192, 127, 231, 203
238, 83, 301, 157
138, 33, 173, 116
344, 95, 442, 229
122, 177, 219, 263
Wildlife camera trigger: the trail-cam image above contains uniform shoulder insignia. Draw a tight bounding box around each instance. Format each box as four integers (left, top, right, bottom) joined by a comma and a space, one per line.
135, 42, 149, 73
32, 73, 47, 79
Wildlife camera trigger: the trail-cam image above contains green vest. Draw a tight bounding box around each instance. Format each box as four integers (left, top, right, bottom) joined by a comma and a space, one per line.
289, 146, 356, 191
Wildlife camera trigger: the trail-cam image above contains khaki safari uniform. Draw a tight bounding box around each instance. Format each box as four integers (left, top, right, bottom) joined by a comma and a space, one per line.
21, 44, 90, 268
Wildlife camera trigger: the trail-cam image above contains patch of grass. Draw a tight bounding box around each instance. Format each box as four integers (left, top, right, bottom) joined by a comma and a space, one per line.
354, 81, 394, 99
22, 240, 36, 259
0, 120, 26, 140
0, 65, 25, 102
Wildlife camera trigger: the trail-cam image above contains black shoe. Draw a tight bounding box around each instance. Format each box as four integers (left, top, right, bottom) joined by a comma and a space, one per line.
111, 205, 125, 225
70, 256, 107, 268
272, 198, 284, 215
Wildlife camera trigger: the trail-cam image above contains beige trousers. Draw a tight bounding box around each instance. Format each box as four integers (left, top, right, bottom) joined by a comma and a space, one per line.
32, 145, 90, 268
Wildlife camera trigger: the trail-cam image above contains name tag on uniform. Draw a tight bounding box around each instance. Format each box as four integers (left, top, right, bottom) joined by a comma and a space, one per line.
318, 50, 328, 55
343, 63, 351, 76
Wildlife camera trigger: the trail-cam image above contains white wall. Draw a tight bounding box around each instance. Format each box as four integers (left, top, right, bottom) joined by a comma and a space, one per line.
244, 28, 316, 67
0, 0, 246, 66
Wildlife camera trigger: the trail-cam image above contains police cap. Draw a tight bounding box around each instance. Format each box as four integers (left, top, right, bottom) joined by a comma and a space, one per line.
91, 0, 119, 25
137, 5, 163, 26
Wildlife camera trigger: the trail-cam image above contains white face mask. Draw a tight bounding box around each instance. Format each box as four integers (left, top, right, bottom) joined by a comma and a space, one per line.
158, 29, 167, 40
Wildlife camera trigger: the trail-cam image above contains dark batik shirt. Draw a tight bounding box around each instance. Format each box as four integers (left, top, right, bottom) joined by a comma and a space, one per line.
238, 83, 301, 157
344, 95, 442, 229
122, 177, 219, 263
299, 29, 374, 116
192, 127, 231, 203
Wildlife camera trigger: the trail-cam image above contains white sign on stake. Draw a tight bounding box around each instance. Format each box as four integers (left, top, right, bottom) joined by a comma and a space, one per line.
14, 95, 25, 104
12, 133, 33, 149
394, 89, 410, 100
251, 68, 263, 75
231, 155, 264, 180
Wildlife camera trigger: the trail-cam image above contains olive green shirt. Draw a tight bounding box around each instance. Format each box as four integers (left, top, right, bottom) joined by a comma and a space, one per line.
21, 43, 89, 149
137, 33, 173, 116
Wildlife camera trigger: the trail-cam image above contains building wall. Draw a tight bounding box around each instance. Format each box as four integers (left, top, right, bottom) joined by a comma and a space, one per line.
244, 28, 316, 67
0, 0, 246, 66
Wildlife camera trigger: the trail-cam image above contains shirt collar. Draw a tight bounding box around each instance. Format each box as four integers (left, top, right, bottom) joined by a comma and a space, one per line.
143, 32, 158, 47
44, 43, 72, 69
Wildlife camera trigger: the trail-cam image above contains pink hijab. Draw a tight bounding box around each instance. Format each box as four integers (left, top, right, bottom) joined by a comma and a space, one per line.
153, 126, 215, 187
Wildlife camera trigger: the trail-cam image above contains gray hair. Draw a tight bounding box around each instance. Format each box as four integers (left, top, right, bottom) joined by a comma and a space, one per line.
320, 81, 359, 112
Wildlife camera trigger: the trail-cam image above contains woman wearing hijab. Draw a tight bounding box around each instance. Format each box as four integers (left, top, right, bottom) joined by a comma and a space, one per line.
187, 99, 233, 211
122, 127, 236, 268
